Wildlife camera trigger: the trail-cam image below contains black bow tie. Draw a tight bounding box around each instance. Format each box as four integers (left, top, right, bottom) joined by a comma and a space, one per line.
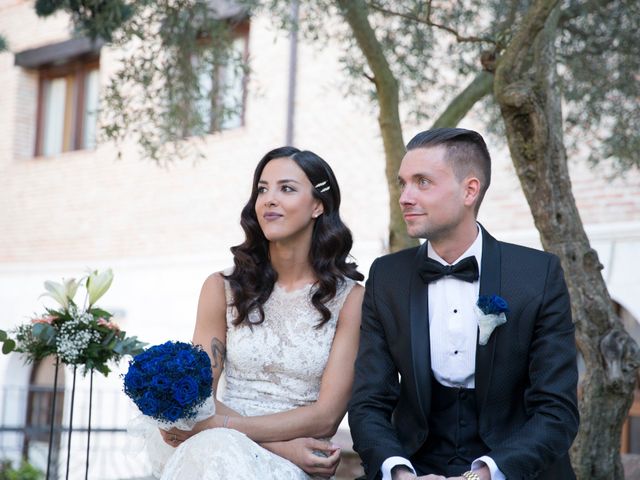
418, 256, 479, 284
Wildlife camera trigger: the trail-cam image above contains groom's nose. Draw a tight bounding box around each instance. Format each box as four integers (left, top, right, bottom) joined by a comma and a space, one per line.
399, 185, 416, 206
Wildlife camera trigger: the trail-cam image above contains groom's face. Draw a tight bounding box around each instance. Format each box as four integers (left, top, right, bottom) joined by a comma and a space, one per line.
398, 145, 467, 240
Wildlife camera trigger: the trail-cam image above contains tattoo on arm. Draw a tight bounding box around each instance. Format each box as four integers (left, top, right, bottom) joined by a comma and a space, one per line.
210, 337, 226, 370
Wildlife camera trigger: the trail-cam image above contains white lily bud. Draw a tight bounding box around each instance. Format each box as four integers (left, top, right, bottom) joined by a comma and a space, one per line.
42, 278, 78, 310
87, 269, 114, 307
64, 278, 79, 303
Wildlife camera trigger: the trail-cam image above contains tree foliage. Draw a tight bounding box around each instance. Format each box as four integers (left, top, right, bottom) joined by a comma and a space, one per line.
558, 0, 640, 170
30, 0, 640, 171
100, 0, 247, 163
34, 0, 135, 41
36, 0, 248, 164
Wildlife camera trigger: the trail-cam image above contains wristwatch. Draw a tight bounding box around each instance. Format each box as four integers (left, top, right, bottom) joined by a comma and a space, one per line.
462, 471, 481, 480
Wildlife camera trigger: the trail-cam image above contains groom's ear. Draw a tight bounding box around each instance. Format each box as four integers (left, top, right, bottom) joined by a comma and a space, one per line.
463, 176, 481, 208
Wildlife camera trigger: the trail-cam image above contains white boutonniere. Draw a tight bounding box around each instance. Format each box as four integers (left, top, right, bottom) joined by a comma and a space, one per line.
474, 294, 509, 346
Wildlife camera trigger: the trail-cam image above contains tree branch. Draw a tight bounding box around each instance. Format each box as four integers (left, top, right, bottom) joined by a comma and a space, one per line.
431, 71, 494, 128
496, 0, 560, 81
335, 0, 416, 251
367, 1, 496, 45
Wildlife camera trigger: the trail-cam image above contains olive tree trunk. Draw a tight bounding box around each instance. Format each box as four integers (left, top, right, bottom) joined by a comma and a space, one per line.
493, 1, 640, 478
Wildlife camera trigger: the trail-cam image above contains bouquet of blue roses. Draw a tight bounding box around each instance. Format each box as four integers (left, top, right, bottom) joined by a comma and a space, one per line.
123, 341, 216, 476
123, 341, 215, 429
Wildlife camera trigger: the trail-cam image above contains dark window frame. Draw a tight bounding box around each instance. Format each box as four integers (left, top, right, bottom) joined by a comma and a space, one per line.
34, 53, 100, 157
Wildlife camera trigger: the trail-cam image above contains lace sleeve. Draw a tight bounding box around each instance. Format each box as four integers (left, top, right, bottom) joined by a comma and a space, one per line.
220, 268, 236, 326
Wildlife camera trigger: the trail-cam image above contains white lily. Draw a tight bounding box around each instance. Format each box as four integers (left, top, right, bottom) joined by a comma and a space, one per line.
42, 278, 79, 310
87, 269, 114, 307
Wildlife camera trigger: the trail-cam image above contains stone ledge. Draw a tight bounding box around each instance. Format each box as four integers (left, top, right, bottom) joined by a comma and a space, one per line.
624, 453, 640, 480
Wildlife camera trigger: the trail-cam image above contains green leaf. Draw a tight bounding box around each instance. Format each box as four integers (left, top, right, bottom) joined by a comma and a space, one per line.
90, 308, 113, 319
102, 331, 116, 344
2, 339, 16, 354
0, 330, 7, 341
32, 323, 56, 342
113, 341, 125, 355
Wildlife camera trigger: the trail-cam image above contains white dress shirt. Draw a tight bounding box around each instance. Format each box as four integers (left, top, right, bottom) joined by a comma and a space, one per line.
381, 227, 505, 480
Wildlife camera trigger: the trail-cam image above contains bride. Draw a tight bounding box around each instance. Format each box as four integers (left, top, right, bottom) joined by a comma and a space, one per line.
158, 147, 364, 479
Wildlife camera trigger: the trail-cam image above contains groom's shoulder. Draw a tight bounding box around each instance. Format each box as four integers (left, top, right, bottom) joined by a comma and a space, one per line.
496, 238, 558, 270
372, 245, 421, 271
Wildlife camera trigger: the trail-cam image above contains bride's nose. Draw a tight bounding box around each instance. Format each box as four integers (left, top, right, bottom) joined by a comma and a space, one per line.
264, 194, 278, 207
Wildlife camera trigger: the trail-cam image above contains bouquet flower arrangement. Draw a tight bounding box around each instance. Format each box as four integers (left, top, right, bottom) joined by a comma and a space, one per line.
123, 341, 214, 429
0, 269, 146, 375
475, 294, 509, 346
123, 341, 215, 476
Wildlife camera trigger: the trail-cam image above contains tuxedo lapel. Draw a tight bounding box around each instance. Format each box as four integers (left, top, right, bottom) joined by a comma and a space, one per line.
410, 242, 431, 421
475, 226, 502, 413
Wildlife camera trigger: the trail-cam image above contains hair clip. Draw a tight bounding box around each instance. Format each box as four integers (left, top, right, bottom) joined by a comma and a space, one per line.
314, 181, 331, 193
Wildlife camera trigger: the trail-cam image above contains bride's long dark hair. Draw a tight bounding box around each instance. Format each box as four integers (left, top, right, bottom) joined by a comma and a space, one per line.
224, 146, 363, 327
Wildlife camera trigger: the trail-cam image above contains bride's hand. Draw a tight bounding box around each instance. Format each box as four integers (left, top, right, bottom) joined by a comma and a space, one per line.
159, 427, 197, 447
159, 414, 223, 447
271, 438, 341, 477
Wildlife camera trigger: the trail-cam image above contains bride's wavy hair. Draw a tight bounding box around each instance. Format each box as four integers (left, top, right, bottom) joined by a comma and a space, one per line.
224, 146, 363, 327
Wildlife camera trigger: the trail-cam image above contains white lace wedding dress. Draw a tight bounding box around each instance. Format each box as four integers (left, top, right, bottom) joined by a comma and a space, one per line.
159, 276, 356, 480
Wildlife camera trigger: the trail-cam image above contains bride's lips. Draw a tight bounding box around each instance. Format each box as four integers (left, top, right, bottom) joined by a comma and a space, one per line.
263, 212, 283, 221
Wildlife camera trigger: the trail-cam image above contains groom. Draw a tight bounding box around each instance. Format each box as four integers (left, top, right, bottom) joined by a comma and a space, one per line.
348, 128, 579, 480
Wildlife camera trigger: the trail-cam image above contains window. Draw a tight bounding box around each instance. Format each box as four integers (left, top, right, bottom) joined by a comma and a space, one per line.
36, 57, 100, 156
191, 21, 249, 136
15, 38, 103, 158
24, 356, 65, 475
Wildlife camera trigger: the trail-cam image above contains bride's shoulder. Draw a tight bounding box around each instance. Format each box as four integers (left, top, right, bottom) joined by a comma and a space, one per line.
200, 268, 233, 303
203, 267, 233, 285
332, 277, 363, 312
339, 276, 363, 295
342, 280, 364, 305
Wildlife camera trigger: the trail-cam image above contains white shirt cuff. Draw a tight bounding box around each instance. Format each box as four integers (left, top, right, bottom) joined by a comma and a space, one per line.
472, 456, 506, 480
381, 456, 416, 480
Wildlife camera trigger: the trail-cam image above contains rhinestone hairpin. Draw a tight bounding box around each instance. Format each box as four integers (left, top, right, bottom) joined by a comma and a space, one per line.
314, 181, 330, 193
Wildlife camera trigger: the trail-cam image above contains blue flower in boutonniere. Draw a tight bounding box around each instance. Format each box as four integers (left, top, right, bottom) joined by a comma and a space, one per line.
475, 295, 509, 346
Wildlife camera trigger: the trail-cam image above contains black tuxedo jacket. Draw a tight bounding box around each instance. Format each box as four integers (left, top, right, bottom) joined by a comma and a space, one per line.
348, 227, 579, 480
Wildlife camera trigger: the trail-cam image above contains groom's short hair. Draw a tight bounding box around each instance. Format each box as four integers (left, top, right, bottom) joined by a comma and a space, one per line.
406, 128, 492, 214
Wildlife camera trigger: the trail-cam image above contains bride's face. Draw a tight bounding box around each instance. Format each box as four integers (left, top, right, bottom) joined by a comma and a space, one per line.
255, 157, 324, 243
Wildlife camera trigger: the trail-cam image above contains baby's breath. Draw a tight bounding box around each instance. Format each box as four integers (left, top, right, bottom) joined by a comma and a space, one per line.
57, 319, 101, 364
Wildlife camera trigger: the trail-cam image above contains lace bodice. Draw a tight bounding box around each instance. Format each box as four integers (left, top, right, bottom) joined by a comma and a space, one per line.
221, 276, 356, 417
159, 274, 357, 480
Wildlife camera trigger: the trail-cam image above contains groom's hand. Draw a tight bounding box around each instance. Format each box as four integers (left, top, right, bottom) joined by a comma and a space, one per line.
392, 466, 446, 480
272, 437, 341, 478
